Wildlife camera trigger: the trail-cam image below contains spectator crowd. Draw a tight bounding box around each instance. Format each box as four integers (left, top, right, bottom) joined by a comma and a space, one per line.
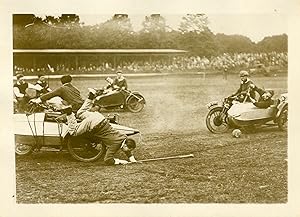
14, 52, 287, 75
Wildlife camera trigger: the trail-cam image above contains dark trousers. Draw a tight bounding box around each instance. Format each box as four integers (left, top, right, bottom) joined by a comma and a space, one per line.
92, 120, 126, 163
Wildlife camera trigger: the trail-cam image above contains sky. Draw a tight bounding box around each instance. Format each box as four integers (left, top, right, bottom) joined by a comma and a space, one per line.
77, 13, 287, 43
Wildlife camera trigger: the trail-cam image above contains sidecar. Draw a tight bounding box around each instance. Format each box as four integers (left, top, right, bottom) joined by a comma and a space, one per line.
14, 110, 140, 162
94, 89, 146, 113
227, 93, 288, 130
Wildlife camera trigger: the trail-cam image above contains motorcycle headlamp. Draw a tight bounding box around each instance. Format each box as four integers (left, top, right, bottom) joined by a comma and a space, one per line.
280, 95, 287, 102
206, 101, 218, 109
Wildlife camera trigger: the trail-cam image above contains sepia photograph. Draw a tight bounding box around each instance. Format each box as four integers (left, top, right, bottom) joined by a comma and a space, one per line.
1, 0, 300, 216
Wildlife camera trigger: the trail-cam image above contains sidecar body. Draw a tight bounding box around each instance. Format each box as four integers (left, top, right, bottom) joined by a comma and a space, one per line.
14, 111, 140, 147
94, 89, 146, 113
96, 90, 126, 108
227, 102, 276, 126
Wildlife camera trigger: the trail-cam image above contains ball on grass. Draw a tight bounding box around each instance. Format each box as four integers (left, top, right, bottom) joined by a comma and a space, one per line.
232, 129, 242, 138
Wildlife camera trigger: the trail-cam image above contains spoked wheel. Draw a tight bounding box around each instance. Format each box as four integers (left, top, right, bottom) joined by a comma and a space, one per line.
67, 137, 106, 162
15, 143, 34, 156
278, 106, 288, 131
206, 107, 230, 133
126, 95, 145, 113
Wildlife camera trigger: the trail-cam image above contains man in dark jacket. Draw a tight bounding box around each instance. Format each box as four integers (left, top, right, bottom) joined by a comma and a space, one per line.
62, 89, 137, 165
13, 73, 36, 112
33, 75, 84, 112
35, 75, 51, 96
230, 70, 256, 102
249, 89, 274, 108
113, 71, 128, 90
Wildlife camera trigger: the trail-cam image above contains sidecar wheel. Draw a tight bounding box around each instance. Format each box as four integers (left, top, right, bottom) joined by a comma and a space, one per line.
126, 95, 145, 113
15, 143, 33, 156
67, 137, 106, 162
206, 107, 230, 134
278, 106, 288, 131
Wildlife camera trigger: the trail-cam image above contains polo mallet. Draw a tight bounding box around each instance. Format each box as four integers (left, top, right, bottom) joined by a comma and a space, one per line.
47, 64, 54, 73
46, 64, 55, 88
243, 87, 252, 103
123, 89, 144, 102
133, 153, 194, 164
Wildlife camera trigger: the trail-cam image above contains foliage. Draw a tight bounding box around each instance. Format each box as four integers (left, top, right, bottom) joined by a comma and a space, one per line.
178, 14, 210, 34
215, 33, 256, 53
13, 14, 288, 56
256, 34, 287, 52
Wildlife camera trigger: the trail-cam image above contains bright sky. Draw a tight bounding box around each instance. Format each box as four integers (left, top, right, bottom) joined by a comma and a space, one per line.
78, 14, 287, 43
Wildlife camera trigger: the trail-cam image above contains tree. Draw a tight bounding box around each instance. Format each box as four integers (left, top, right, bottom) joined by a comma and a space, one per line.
175, 14, 217, 56
137, 14, 171, 48
179, 14, 210, 34
92, 14, 135, 48
13, 14, 35, 26
141, 14, 169, 33
215, 34, 256, 53
256, 34, 287, 52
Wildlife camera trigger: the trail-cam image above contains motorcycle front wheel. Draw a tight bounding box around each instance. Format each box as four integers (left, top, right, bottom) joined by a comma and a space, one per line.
277, 106, 288, 131
67, 136, 106, 162
206, 107, 230, 134
126, 95, 145, 113
15, 143, 34, 156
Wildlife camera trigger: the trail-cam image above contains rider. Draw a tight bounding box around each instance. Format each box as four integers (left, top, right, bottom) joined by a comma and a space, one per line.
230, 70, 256, 102
33, 74, 84, 112
13, 73, 36, 112
34, 75, 51, 96
248, 89, 274, 109
61, 89, 138, 165
112, 70, 128, 90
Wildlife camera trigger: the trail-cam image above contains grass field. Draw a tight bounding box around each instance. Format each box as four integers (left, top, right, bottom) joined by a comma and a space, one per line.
15, 73, 288, 203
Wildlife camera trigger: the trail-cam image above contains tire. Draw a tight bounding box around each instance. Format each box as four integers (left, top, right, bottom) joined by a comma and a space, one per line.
206, 107, 230, 134
15, 143, 34, 156
126, 95, 145, 113
278, 106, 288, 131
67, 136, 106, 162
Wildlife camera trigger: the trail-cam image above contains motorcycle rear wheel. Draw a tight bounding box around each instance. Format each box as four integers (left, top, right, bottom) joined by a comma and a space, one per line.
206, 107, 230, 134
278, 106, 288, 131
15, 143, 34, 156
67, 137, 106, 162
126, 95, 145, 113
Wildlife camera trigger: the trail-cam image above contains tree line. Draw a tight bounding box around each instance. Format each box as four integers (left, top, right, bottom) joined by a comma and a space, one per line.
13, 14, 288, 57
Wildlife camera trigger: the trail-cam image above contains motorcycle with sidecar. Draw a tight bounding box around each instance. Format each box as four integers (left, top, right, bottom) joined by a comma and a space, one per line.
14, 102, 140, 162
92, 78, 146, 113
205, 90, 288, 134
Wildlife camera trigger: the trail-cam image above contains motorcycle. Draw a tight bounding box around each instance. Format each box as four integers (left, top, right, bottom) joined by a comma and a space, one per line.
14, 86, 62, 113
92, 79, 146, 113
14, 102, 140, 162
205, 90, 288, 134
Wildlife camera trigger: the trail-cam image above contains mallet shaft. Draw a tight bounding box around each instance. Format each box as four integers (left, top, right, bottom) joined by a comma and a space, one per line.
138, 154, 194, 163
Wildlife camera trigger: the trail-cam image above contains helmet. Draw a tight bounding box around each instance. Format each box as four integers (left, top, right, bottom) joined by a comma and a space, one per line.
60, 75, 72, 84
239, 70, 249, 77
16, 73, 24, 80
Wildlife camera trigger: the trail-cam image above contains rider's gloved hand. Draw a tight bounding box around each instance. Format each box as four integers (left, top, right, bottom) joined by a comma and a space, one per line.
30, 98, 42, 104
87, 88, 97, 100
114, 158, 129, 165
249, 84, 255, 89
60, 105, 73, 115
129, 156, 137, 163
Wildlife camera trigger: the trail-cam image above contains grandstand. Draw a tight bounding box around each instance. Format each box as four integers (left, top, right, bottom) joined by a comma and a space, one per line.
13, 49, 188, 75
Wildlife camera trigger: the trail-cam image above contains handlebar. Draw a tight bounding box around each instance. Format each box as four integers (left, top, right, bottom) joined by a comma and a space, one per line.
28, 100, 57, 113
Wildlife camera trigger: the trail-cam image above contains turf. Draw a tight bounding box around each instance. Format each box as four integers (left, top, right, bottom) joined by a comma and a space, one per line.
15, 73, 288, 203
